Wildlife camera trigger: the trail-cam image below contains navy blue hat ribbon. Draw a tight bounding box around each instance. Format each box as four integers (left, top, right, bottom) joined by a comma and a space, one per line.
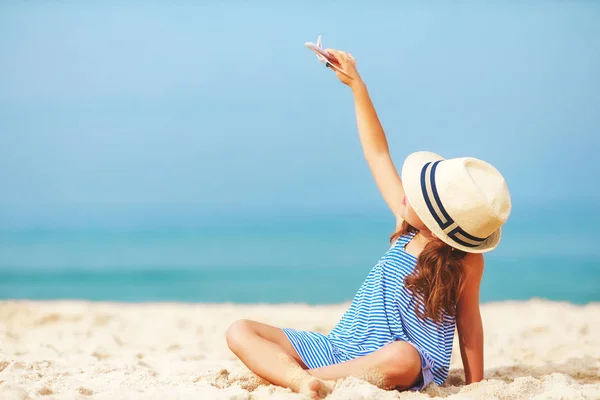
420, 161, 487, 248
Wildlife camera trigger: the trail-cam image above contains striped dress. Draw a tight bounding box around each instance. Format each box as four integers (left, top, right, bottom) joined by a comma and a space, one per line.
282, 231, 455, 389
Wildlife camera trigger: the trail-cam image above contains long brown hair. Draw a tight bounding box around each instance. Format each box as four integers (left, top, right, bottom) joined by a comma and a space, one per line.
391, 220, 467, 323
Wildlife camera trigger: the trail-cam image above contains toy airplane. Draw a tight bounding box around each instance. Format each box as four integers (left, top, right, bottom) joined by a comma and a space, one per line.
304, 35, 351, 78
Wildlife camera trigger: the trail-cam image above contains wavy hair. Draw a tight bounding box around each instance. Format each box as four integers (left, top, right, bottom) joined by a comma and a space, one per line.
391, 220, 467, 323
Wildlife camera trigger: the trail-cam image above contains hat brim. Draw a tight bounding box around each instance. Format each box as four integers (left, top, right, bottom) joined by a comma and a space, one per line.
401, 151, 502, 254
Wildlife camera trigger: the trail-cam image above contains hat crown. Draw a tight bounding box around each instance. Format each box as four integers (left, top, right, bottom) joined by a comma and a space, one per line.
401, 151, 511, 252
434, 157, 511, 239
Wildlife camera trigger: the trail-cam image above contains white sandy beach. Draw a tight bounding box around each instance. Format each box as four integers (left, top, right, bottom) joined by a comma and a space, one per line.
0, 299, 599, 400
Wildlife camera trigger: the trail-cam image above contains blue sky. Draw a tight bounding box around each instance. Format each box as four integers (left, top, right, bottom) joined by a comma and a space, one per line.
1, 1, 599, 226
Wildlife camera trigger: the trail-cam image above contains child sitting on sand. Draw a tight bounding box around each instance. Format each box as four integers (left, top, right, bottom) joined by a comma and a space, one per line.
226, 48, 511, 398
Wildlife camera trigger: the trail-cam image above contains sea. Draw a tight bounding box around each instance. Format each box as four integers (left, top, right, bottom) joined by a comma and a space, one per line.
1, 204, 599, 304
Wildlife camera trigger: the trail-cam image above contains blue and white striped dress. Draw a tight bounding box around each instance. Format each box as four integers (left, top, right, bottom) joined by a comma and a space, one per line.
282, 231, 455, 389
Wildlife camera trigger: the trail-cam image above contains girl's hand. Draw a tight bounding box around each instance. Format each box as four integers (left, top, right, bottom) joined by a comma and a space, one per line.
326, 49, 364, 89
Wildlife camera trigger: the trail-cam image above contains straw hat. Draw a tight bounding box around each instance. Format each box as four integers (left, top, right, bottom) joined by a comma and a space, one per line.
401, 151, 511, 253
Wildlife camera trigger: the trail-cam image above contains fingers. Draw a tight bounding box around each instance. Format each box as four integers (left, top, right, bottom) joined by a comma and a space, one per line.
325, 49, 356, 66
324, 48, 357, 82
326, 48, 345, 61
325, 48, 342, 65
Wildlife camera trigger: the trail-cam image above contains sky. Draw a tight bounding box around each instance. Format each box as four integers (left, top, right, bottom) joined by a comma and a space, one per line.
1, 1, 599, 227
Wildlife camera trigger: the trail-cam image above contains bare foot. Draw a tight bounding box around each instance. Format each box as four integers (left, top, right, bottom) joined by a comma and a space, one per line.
298, 377, 332, 399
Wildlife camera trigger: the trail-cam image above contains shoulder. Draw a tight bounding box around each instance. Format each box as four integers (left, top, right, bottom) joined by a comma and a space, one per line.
462, 252, 485, 282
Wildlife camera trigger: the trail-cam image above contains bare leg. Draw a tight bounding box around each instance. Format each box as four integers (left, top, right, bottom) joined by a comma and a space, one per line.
308, 341, 422, 390
226, 319, 332, 399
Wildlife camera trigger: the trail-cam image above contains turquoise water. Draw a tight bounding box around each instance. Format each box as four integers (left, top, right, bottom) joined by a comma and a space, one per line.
1, 207, 599, 304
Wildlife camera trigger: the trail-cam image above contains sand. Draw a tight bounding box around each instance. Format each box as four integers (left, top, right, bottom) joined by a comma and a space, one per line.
0, 299, 599, 400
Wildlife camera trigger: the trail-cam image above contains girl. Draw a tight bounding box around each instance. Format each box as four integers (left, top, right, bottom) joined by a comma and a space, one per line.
226, 48, 511, 398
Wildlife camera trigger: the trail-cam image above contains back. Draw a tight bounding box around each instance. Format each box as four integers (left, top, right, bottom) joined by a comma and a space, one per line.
328, 232, 456, 385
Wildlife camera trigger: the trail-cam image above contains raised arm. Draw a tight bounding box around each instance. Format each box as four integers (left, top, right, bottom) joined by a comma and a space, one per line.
327, 49, 406, 220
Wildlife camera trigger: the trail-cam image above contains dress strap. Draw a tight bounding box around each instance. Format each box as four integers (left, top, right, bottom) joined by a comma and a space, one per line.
393, 230, 417, 248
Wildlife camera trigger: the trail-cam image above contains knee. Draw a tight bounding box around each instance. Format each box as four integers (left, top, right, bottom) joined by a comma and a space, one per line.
225, 319, 254, 353
379, 341, 422, 386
